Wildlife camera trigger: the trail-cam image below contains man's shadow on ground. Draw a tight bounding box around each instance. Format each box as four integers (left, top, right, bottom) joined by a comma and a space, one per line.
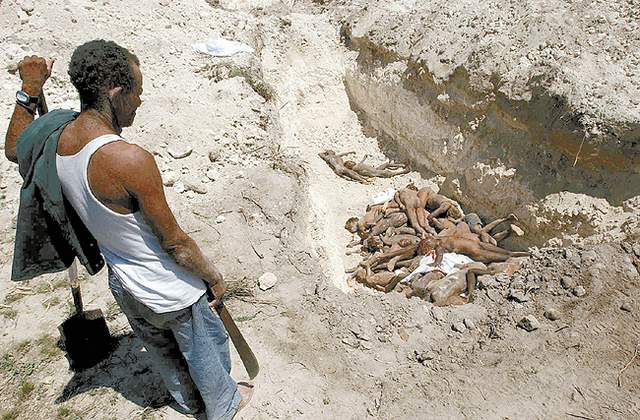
55, 333, 172, 409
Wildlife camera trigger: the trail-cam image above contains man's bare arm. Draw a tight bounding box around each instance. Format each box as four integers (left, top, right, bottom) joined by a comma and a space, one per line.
117, 145, 226, 300
4, 57, 53, 163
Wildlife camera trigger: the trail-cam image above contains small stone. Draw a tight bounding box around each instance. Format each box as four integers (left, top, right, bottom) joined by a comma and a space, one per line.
258, 272, 278, 291
621, 302, 632, 312
452, 322, 466, 333
162, 172, 177, 186
215, 215, 226, 224
168, 146, 192, 159
173, 181, 185, 194
573, 286, 586, 297
508, 289, 529, 303
20, 1, 35, 15
581, 250, 597, 263
208, 149, 221, 162
341, 337, 359, 348
517, 315, 540, 332
431, 307, 445, 322
205, 168, 218, 181
184, 182, 207, 194
561, 276, 576, 290
544, 308, 560, 321
463, 318, 476, 330
397, 328, 409, 341
477, 275, 497, 289
415, 350, 435, 363
565, 249, 582, 266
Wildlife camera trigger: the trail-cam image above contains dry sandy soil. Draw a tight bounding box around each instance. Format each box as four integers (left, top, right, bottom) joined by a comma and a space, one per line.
0, 0, 639, 419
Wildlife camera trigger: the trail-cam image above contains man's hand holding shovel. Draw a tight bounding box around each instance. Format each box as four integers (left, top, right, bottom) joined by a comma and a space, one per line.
18, 55, 54, 97
5, 55, 54, 163
207, 266, 227, 309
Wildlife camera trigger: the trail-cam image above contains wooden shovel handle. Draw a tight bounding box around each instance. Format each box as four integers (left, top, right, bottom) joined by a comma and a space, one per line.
68, 260, 83, 314
37, 92, 48, 116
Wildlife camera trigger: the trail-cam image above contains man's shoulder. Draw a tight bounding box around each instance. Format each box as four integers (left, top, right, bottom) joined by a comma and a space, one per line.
97, 141, 158, 183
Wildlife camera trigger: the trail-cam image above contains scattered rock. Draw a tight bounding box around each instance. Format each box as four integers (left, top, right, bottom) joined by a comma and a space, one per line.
205, 168, 218, 181
351, 326, 370, 342
564, 249, 581, 266
173, 181, 185, 194
397, 327, 409, 341
508, 289, 528, 303
581, 250, 597, 264
561, 276, 576, 290
341, 337, 359, 349
544, 308, 560, 321
573, 286, 587, 297
215, 215, 226, 224
620, 302, 632, 312
208, 149, 221, 162
184, 181, 207, 194
415, 350, 435, 364
477, 275, 497, 289
20, 1, 35, 15
517, 315, 540, 332
452, 322, 466, 333
463, 318, 476, 330
430, 307, 445, 322
168, 146, 192, 159
258, 272, 278, 290
162, 171, 178, 187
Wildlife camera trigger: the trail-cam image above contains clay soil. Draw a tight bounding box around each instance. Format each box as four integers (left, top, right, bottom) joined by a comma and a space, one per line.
0, 1, 639, 419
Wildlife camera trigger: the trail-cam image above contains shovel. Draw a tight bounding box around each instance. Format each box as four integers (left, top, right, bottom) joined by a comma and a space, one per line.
36, 90, 110, 369
58, 260, 112, 370
206, 286, 259, 379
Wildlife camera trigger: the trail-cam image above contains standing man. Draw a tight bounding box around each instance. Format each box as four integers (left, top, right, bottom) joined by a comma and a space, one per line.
4, 40, 252, 419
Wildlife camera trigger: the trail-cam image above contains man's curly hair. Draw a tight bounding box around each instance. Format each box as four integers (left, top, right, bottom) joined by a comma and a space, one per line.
68, 40, 139, 109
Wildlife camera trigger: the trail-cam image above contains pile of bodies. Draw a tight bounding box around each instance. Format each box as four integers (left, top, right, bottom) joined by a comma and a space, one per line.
345, 184, 528, 306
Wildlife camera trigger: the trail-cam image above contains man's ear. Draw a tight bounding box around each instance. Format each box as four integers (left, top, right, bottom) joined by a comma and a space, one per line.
106, 86, 123, 100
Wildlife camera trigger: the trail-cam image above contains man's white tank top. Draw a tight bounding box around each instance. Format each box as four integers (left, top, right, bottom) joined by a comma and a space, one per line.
56, 134, 205, 313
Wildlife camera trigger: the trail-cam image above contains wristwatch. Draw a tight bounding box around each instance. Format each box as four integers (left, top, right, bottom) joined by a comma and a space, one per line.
16, 90, 39, 115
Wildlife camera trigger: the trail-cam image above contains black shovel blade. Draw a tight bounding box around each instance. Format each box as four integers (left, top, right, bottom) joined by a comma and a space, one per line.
58, 309, 112, 370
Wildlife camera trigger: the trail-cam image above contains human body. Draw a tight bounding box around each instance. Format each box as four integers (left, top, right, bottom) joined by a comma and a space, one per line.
5, 42, 252, 419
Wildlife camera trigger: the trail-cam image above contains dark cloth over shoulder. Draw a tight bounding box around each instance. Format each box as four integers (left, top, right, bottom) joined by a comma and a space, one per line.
12, 109, 104, 281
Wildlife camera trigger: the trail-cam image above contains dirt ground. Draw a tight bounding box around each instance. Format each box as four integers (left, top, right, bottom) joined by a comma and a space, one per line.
0, 0, 639, 419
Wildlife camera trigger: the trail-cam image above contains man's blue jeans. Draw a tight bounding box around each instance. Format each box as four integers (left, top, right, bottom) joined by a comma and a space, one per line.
108, 267, 241, 419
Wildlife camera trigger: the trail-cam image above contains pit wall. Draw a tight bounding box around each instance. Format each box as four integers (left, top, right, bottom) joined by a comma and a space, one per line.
342, 33, 640, 248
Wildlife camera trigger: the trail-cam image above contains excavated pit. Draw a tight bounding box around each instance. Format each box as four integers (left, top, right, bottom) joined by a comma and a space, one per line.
338, 3, 640, 249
